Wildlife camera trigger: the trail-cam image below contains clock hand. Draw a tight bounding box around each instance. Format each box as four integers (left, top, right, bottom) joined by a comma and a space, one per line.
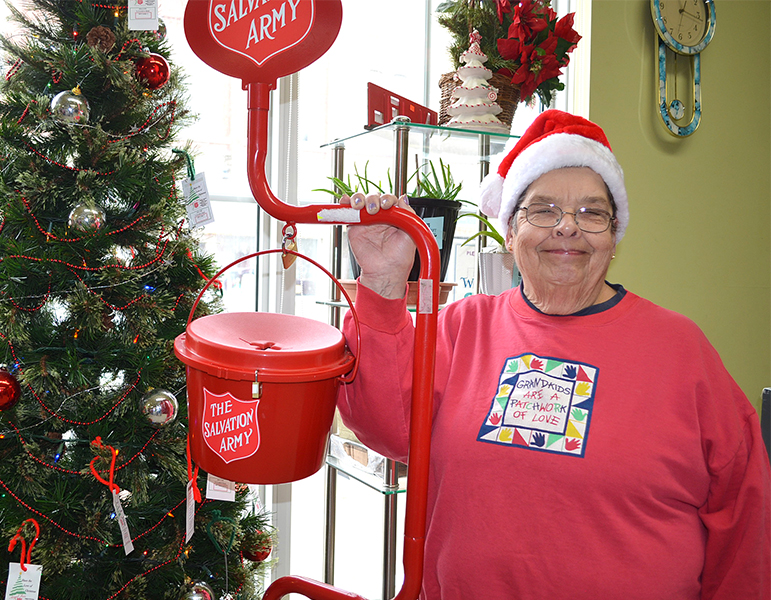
680, 8, 704, 23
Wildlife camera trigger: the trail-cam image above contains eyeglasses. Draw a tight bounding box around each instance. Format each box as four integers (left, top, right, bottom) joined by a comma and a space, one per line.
516, 203, 614, 233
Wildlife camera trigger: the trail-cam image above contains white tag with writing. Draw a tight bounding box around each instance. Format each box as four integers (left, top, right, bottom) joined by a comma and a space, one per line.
250, 485, 263, 511
128, 0, 159, 31
206, 474, 236, 502
181, 173, 215, 228
185, 480, 195, 543
5, 563, 42, 600
418, 278, 434, 314
112, 490, 135, 555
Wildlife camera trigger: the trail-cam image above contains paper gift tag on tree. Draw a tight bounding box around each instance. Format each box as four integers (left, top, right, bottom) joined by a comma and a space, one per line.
182, 173, 215, 228
112, 490, 135, 556
5, 564, 42, 600
206, 474, 236, 501
128, 0, 158, 31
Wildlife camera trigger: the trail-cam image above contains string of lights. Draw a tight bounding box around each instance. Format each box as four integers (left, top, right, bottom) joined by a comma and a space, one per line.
0, 334, 143, 425
0, 233, 205, 308
1, 474, 192, 548
67, 268, 148, 311
2, 276, 52, 313
9, 421, 162, 474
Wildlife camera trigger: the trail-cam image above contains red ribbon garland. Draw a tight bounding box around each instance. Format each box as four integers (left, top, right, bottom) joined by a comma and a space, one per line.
186, 250, 223, 291
8, 518, 40, 572
89, 437, 120, 494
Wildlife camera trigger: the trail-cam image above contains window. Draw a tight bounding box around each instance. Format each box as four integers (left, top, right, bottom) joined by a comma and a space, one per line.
156, 0, 588, 595
0, 0, 586, 594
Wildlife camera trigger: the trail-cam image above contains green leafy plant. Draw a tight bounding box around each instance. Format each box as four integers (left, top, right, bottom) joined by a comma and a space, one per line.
460, 211, 506, 247
411, 158, 464, 201
316, 158, 465, 202
314, 161, 395, 198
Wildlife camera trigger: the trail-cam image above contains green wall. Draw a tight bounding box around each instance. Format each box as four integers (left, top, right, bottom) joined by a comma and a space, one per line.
591, 0, 770, 412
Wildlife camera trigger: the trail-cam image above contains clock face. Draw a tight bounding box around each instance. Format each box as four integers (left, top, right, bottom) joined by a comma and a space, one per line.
651, 0, 716, 55
659, 0, 706, 46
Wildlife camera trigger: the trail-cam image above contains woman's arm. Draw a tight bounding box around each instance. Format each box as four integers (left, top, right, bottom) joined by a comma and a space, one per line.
335, 193, 420, 461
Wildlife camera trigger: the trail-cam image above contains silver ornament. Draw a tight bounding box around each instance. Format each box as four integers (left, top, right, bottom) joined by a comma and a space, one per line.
180, 581, 214, 600
68, 203, 106, 232
50, 90, 90, 124
152, 19, 167, 41
140, 389, 178, 427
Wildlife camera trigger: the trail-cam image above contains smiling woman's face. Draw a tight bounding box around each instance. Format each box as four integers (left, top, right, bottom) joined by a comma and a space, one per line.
507, 167, 617, 313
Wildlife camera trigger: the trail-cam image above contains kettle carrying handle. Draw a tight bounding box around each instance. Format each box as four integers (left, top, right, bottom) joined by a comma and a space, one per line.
186, 248, 361, 384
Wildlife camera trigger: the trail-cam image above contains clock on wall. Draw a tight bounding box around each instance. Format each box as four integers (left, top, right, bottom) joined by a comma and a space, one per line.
650, 0, 717, 137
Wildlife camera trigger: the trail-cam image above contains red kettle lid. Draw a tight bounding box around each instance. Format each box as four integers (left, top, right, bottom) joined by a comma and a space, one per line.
174, 312, 353, 382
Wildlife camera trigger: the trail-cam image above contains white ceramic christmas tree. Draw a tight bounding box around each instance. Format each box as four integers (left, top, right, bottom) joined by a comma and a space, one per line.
446, 30, 508, 133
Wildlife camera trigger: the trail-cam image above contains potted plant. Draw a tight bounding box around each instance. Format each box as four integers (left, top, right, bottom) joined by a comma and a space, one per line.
316, 159, 465, 283
406, 158, 465, 282
459, 207, 521, 295
316, 161, 396, 199
436, 0, 582, 127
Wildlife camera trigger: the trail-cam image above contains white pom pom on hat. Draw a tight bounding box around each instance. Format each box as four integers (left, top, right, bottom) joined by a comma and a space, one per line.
479, 110, 629, 241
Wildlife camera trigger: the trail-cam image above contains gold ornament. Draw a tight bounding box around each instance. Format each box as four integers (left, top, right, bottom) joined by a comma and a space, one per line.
282, 238, 298, 269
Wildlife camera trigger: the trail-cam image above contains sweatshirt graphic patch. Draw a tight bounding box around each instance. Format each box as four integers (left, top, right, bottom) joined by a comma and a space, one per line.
477, 353, 598, 457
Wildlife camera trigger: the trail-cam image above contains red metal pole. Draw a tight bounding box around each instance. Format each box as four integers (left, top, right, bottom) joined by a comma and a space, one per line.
246, 82, 438, 600
261, 576, 367, 600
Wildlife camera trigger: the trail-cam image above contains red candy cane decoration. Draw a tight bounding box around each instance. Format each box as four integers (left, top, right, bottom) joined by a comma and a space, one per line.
89, 436, 120, 494
8, 518, 40, 571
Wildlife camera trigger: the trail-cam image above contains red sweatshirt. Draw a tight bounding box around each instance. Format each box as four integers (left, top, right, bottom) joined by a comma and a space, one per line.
337, 284, 771, 600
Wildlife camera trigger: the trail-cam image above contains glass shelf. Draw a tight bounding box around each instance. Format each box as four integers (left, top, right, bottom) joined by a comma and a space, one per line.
326, 435, 406, 495
319, 119, 515, 306
321, 119, 520, 149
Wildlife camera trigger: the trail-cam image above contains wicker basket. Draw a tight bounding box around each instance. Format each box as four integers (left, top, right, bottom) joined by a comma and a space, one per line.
438, 71, 521, 131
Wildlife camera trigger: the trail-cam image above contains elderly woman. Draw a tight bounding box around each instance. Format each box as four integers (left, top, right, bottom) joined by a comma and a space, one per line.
337, 110, 770, 600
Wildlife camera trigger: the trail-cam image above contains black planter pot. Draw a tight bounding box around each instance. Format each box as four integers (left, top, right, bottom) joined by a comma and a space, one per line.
349, 197, 462, 282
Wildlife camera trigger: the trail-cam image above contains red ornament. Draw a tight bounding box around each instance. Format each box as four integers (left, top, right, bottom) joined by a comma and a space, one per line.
0, 368, 21, 411
243, 545, 271, 562
135, 53, 170, 90
242, 532, 272, 562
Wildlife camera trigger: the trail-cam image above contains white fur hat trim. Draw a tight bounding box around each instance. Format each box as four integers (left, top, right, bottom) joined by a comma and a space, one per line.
480, 132, 628, 241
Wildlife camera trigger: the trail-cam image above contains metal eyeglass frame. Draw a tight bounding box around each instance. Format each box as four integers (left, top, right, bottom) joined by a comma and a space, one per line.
515, 203, 615, 233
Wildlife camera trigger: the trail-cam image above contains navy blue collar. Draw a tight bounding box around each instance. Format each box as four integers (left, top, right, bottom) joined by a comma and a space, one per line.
521, 282, 626, 316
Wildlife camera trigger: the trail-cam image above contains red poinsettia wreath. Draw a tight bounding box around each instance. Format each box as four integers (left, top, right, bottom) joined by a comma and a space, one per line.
495, 0, 581, 104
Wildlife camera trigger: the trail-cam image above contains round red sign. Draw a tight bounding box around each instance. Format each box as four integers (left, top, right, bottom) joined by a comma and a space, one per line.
185, 0, 343, 85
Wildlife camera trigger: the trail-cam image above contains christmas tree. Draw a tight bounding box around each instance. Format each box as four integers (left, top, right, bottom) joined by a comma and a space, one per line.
0, 1, 273, 599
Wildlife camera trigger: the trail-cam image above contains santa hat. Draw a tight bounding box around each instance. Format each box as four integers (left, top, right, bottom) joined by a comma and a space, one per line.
479, 110, 629, 240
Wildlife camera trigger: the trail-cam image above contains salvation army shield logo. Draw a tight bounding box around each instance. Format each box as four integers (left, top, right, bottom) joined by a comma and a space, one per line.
209, 0, 316, 67
202, 388, 260, 464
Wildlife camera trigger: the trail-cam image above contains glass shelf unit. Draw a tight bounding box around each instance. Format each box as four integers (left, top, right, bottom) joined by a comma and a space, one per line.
322, 119, 519, 305
320, 119, 519, 599
321, 119, 518, 203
